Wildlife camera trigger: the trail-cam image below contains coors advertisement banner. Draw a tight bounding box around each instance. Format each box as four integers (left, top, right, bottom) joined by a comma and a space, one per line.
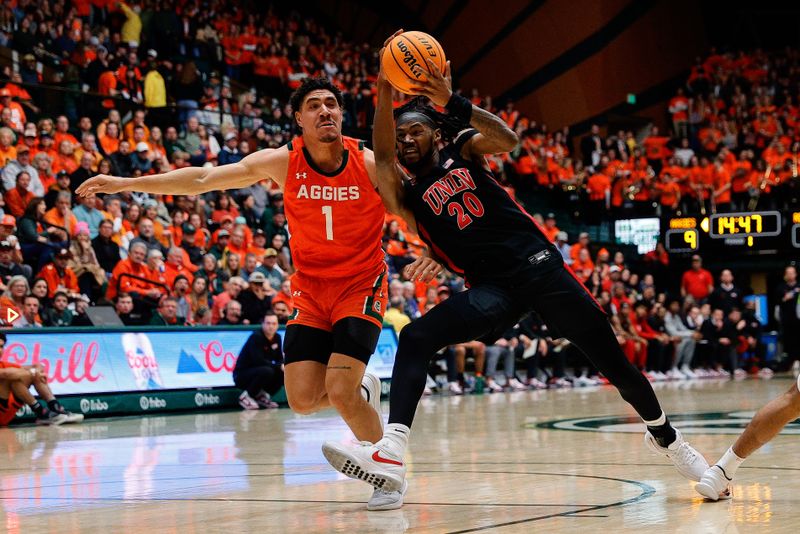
1, 328, 398, 396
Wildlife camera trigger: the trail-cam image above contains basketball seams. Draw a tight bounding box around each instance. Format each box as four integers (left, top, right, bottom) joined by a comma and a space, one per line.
404, 36, 433, 76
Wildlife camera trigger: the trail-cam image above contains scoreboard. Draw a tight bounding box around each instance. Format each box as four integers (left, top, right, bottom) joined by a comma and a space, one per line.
664, 210, 800, 255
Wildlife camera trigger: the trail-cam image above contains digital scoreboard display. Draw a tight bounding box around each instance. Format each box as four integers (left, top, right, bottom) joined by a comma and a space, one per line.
664, 211, 800, 255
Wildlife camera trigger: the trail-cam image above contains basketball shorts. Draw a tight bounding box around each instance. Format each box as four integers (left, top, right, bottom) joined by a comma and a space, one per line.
288, 264, 388, 331
0, 392, 22, 427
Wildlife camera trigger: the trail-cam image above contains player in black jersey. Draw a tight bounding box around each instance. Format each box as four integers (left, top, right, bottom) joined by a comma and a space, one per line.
322, 33, 708, 506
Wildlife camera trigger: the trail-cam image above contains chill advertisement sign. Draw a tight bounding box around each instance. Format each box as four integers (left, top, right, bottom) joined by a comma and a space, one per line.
1, 328, 398, 395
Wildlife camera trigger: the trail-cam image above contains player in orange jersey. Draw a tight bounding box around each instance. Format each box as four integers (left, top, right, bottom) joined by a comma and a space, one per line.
76, 78, 441, 489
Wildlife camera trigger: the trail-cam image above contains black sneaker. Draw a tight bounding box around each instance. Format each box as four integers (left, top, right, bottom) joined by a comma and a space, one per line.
35, 411, 69, 426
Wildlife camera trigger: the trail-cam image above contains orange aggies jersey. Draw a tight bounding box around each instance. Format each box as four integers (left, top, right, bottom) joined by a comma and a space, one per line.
284, 135, 385, 279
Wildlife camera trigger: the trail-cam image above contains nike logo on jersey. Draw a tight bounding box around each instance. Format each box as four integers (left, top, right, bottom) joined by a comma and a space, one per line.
422, 168, 476, 215
372, 450, 404, 466
297, 184, 360, 201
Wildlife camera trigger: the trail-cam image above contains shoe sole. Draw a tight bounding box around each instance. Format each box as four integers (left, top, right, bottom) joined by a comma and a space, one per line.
367, 482, 408, 511
695, 481, 731, 501
322, 443, 403, 492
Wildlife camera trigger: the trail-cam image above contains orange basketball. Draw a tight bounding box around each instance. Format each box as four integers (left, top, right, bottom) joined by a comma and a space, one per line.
381, 31, 446, 94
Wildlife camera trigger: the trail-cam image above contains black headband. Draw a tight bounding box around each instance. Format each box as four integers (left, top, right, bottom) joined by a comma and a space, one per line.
396, 111, 437, 129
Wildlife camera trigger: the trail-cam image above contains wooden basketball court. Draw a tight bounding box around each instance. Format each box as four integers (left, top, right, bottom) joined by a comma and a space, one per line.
1, 378, 798, 533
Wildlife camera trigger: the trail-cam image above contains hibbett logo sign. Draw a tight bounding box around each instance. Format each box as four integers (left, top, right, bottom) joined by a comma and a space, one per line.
139, 396, 167, 410
80, 398, 109, 413
194, 392, 220, 407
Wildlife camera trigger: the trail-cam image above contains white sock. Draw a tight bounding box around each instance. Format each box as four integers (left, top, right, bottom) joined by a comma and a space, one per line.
642, 411, 666, 427
716, 447, 745, 480
378, 423, 410, 458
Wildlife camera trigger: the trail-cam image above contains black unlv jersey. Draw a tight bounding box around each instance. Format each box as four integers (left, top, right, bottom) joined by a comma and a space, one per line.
403, 129, 562, 285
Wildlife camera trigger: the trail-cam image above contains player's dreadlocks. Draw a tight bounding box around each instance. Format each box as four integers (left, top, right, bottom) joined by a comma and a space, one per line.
393, 97, 470, 142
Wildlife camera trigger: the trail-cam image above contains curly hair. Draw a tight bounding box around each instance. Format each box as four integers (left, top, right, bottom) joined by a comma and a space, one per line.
289, 76, 344, 115
393, 96, 470, 142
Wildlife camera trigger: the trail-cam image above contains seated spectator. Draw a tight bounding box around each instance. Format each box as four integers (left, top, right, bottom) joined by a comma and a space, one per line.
39, 248, 80, 300
130, 217, 167, 256
272, 299, 291, 325
0, 127, 16, 166
13, 295, 42, 328
0, 333, 83, 425
187, 276, 213, 324
72, 192, 107, 238
17, 197, 64, 270
3, 171, 35, 217
54, 142, 79, 175
0, 240, 28, 287
32, 152, 55, 192
30, 278, 51, 310
172, 275, 191, 319
106, 241, 162, 302
131, 142, 153, 174
73, 133, 102, 173
180, 223, 204, 265
0, 275, 28, 326
149, 296, 186, 326
44, 170, 71, 209
234, 313, 283, 410
384, 296, 411, 335
110, 140, 135, 176
218, 132, 243, 165
238, 271, 272, 325
164, 247, 196, 288
43, 191, 78, 238
256, 248, 285, 291
211, 276, 244, 324
2, 146, 42, 196
218, 299, 243, 325
115, 292, 145, 326
69, 224, 107, 301
41, 291, 73, 327
196, 254, 227, 295
92, 219, 122, 274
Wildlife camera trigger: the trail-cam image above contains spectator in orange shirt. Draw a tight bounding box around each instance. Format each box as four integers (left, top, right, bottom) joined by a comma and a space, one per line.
4, 171, 35, 218
586, 168, 611, 222
53, 116, 79, 149
164, 246, 197, 289
38, 248, 80, 299
43, 191, 79, 238
642, 126, 671, 174
542, 213, 560, 243
681, 254, 714, 302
0, 127, 16, 166
656, 173, 681, 218
106, 241, 163, 302
211, 275, 245, 324
52, 141, 80, 175
712, 159, 732, 212
123, 109, 150, 143
98, 121, 121, 156
569, 232, 590, 263
669, 88, 689, 138
0, 88, 25, 132
73, 133, 103, 171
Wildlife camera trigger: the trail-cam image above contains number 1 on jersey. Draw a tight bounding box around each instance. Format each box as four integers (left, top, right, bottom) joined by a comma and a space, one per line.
322, 205, 334, 240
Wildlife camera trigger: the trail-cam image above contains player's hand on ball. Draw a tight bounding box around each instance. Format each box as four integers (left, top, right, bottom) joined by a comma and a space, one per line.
76, 174, 126, 196
408, 59, 452, 107
403, 256, 443, 282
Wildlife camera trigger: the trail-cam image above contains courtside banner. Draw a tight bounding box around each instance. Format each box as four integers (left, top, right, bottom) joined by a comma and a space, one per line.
2, 327, 398, 396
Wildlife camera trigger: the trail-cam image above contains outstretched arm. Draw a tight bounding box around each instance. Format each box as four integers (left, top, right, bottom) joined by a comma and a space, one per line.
409, 58, 519, 157
76, 146, 289, 197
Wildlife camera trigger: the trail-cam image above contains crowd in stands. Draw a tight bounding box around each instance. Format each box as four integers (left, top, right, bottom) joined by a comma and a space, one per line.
0, 2, 797, 396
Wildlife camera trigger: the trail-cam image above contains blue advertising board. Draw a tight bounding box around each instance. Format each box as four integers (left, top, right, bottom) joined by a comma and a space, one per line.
2, 327, 398, 396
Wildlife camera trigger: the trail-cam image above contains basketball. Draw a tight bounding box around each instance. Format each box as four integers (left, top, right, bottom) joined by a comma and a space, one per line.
381, 31, 447, 94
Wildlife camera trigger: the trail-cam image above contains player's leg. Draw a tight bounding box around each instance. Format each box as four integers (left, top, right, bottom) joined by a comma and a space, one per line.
27, 367, 83, 423
696, 376, 800, 500
323, 286, 518, 492
1, 372, 68, 425
527, 266, 708, 481
324, 317, 384, 443
283, 324, 333, 414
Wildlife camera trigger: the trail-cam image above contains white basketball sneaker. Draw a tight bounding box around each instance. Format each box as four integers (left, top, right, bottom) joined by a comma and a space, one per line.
367, 480, 409, 511
644, 428, 709, 481
322, 440, 406, 492
361, 372, 383, 430
695, 465, 733, 501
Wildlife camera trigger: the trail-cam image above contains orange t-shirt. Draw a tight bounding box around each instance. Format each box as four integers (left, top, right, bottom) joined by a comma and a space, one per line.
283, 136, 385, 279
106, 259, 156, 300
43, 208, 79, 236
39, 263, 79, 298
587, 173, 610, 201
4, 187, 34, 217
643, 136, 670, 161
0, 145, 16, 167
657, 181, 680, 206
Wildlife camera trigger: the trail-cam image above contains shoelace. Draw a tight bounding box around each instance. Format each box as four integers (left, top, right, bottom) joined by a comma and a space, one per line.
672, 441, 698, 465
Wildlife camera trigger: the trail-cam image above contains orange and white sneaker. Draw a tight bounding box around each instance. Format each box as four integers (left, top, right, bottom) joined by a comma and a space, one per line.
695, 465, 733, 501
322, 440, 406, 492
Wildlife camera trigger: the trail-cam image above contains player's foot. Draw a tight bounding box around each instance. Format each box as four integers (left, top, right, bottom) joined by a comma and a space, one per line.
239, 391, 260, 410
35, 410, 69, 426
254, 391, 279, 409
508, 377, 527, 391
361, 372, 383, 429
695, 465, 733, 501
55, 408, 84, 423
322, 440, 406, 492
644, 428, 709, 481
448, 381, 463, 395
486, 378, 503, 393
367, 480, 409, 511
